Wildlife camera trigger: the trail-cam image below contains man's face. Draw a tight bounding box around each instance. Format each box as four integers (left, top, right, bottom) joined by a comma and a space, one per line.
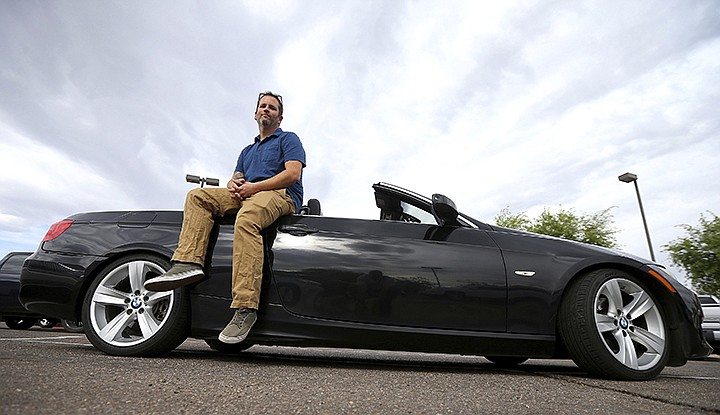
254, 95, 283, 128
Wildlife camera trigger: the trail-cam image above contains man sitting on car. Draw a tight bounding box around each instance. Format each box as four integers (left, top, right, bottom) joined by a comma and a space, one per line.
144, 91, 306, 345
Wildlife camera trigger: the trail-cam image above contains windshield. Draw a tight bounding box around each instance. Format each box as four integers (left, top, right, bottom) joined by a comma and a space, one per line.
400, 201, 437, 224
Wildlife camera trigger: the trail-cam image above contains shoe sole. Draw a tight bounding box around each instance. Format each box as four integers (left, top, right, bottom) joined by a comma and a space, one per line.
218, 332, 249, 344
144, 272, 204, 292
218, 315, 257, 344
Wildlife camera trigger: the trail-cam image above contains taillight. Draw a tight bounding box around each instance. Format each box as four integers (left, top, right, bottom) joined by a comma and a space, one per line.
42, 220, 74, 241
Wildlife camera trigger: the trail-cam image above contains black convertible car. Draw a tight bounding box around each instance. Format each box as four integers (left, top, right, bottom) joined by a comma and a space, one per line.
19, 182, 710, 380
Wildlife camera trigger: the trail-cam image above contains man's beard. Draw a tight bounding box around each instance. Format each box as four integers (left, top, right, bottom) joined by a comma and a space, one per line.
258, 115, 278, 128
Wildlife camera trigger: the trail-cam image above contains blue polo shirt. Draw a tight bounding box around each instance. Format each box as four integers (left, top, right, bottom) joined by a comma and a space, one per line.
235, 128, 306, 213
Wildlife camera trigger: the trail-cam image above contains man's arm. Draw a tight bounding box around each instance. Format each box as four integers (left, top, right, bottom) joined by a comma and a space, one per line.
231, 160, 302, 200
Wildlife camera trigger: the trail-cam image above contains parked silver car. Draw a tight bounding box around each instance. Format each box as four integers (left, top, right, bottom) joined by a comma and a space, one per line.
699, 294, 720, 353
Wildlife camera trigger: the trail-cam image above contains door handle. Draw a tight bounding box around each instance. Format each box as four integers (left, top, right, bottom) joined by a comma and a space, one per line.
278, 224, 319, 236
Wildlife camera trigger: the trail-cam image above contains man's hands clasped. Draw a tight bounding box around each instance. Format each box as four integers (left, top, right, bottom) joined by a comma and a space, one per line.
227, 178, 258, 200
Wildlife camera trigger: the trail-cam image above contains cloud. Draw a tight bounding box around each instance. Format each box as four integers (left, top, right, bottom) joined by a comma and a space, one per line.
1, 0, 718, 288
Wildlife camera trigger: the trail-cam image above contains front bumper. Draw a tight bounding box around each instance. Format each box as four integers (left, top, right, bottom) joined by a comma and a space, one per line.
702, 322, 720, 347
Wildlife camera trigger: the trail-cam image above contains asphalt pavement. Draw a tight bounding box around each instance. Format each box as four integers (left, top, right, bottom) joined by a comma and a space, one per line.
1, 323, 719, 414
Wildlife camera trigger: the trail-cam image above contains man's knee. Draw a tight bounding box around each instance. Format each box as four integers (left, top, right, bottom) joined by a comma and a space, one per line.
235, 199, 284, 231
186, 187, 203, 200
234, 220, 264, 241
187, 187, 238, 214
185, 188, 211, 210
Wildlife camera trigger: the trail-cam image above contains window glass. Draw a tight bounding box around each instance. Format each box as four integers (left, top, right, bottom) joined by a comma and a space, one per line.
400, 201, 436, 224
0, 254, 29, 274
700, 296, 719, 306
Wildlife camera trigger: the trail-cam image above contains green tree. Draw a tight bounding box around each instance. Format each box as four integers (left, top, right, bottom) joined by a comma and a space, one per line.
495, 207, 532, 231
495, 206, 619, 248
663, 212, 720, 295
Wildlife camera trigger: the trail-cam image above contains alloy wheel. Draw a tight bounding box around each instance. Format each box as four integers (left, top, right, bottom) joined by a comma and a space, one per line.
593, 277, 666, 371
89, 259, 174, 347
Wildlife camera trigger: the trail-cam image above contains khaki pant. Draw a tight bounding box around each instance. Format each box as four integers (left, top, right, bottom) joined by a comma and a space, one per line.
172, 187, 295, 309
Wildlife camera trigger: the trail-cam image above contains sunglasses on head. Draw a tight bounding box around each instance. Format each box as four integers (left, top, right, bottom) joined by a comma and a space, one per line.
256, 91, 283, 115
258, 91, 282, 103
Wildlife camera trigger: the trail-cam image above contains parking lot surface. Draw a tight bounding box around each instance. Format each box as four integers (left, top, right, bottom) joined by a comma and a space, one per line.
1, 324, 719, 414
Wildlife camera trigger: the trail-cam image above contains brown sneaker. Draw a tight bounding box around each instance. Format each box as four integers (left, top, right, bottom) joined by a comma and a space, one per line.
218, 308, 257, 344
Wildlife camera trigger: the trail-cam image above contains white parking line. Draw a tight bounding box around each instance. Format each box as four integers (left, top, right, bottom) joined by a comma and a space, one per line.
661, 374, 720, 381
0, 335, 85, 341
23, 340, 92, 346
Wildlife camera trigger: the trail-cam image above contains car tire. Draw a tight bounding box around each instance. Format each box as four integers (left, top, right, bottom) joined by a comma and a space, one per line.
61, 319, 84, 333
5, 317, 38, 330
82, 254, 190, 356
559, 268, 669, 381
38, 318, 60, 328
484, 356, 528, 367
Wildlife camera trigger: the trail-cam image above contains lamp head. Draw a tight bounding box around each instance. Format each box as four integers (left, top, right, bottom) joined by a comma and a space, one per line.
618, 172, 638, 183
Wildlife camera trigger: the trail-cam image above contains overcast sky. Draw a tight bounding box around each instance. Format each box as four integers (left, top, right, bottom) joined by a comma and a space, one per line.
1, 1, 718, 288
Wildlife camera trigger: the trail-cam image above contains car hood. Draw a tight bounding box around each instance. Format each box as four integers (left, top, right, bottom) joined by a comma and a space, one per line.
487, 224, 654, 265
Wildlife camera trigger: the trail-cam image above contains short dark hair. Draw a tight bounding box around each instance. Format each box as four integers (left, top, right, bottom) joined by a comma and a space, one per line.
256, 91, 283, 116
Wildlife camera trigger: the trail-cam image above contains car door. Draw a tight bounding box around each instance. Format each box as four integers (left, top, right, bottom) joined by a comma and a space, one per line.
270, 198, 507, 332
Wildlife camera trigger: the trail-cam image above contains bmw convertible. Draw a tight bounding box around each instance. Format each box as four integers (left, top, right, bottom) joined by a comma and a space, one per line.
19, 182, 710, 380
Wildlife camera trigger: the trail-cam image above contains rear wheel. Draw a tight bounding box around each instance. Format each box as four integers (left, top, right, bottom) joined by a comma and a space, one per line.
82, 254, 190, 356
559, 268, 669, 380
5, 317, 37, 330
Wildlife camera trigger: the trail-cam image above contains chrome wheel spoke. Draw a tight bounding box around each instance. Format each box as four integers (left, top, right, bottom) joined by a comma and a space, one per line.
630, 326, 665, 355
616, 332, 639, 369
595, 313, 616, 333
603, 279, 624, 312
137, 311, 161, 338
94, 284, 129, 307
98, 311, 134, 343
128, 261, 146, 293
625, 291, 654, 319
146, 290, 172, 306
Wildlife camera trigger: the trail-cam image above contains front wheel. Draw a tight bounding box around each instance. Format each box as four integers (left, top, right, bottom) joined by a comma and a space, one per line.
559, 268, 669, 380
82, 254, 190, 356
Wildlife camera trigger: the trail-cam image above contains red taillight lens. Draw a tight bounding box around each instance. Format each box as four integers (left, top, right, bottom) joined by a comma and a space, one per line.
42, 220, 74, 242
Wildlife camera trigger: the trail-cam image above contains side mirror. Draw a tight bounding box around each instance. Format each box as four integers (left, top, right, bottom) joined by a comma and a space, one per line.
431, 194, 459, 227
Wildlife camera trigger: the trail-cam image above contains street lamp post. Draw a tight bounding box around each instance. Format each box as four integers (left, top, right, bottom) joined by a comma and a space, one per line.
618, 172, 656, 261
